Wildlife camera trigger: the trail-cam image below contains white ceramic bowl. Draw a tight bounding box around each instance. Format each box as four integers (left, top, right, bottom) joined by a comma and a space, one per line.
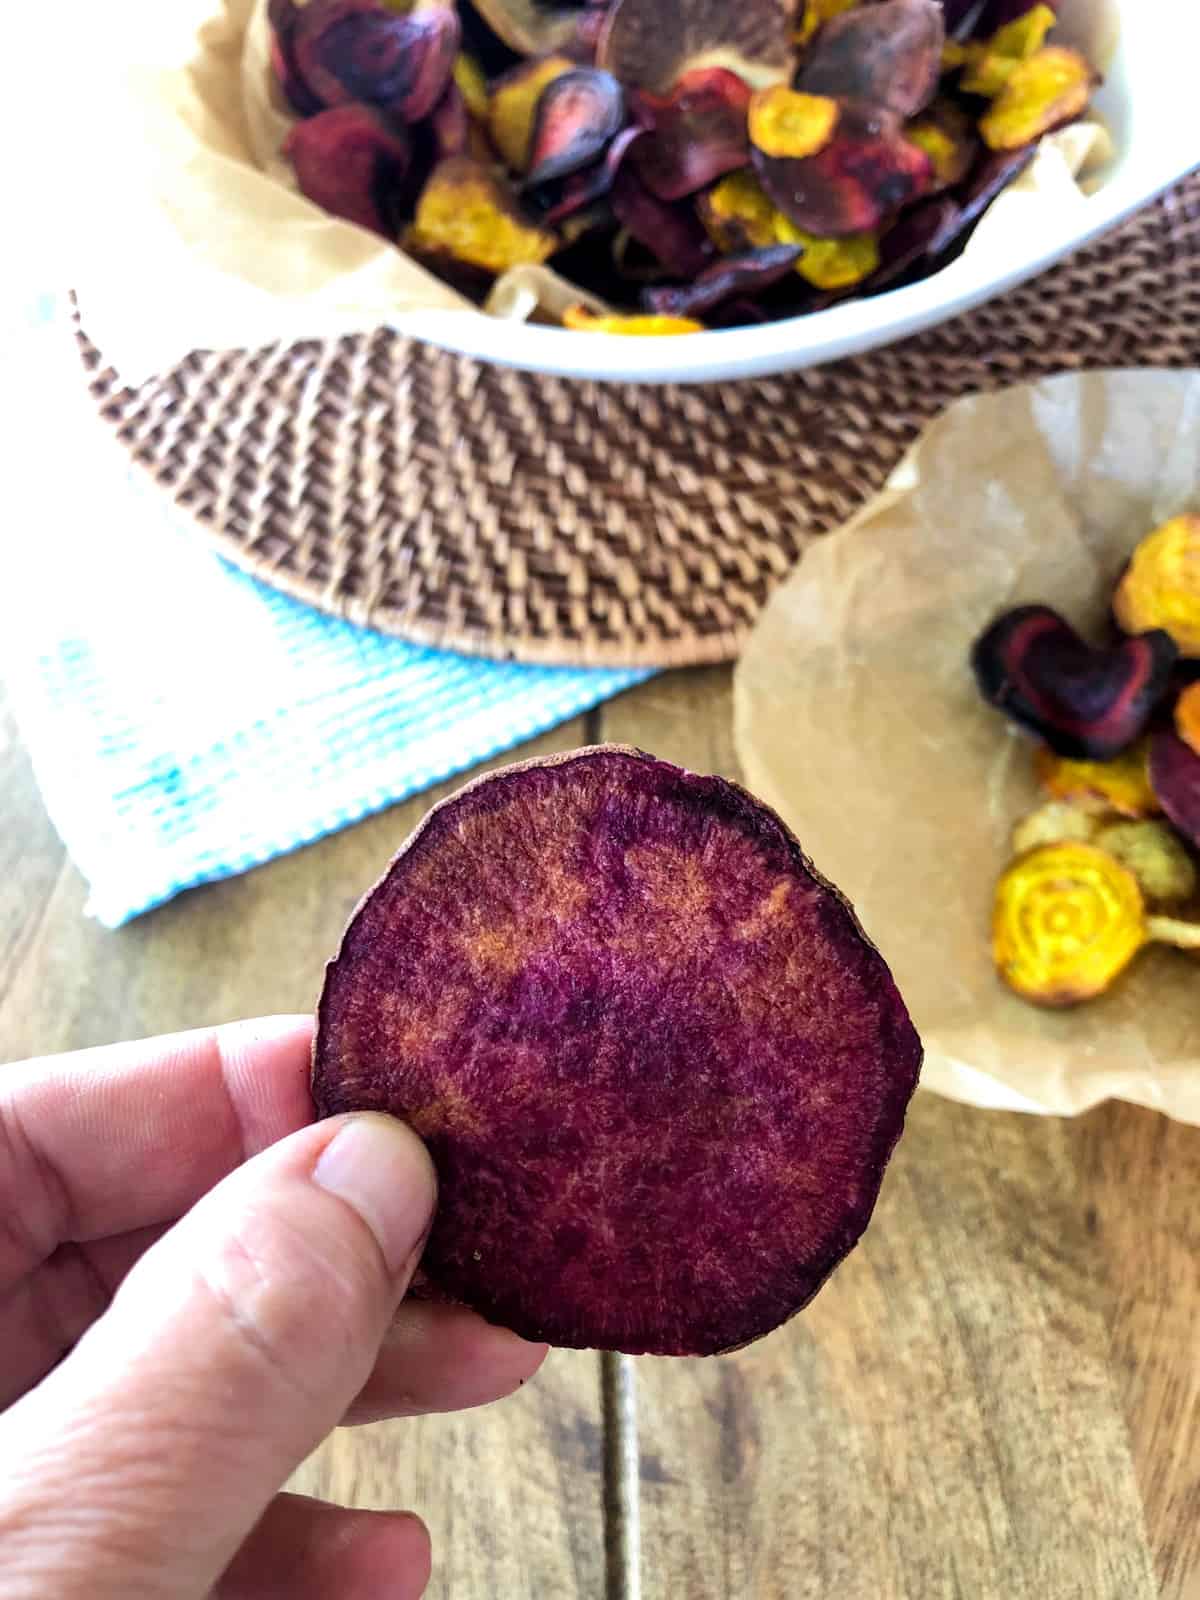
392, 0, 1198, 385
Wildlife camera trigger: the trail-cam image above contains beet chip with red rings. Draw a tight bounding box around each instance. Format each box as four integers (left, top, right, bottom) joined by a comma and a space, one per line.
313, 747, 922, 1357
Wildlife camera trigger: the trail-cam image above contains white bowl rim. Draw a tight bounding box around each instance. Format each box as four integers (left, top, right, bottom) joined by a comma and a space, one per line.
389, 154, 1198, 387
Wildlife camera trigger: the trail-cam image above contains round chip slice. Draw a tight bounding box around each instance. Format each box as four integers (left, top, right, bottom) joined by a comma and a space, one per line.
313, 746, 922, 1356
597, 0, 793, 95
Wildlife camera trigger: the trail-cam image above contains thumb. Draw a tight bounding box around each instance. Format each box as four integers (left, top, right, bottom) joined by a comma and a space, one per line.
0, 1113, 436, 1600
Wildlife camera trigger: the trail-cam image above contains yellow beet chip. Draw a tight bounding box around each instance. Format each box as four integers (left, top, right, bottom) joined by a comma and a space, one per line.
699, 171, 781, 252
961, 2, 1056, 96
906, 119, 959, 178
1034, 740, 1161, 819
748, 87, 839, 159
992, 842, 1147, 1006
906, 100, 975, 187
453, 53, 491, 121
1113, 515, 1200, 659
979, 45, 1093, 151
408, 158, 558, 273
563, 306, 704, 334
1093, 820, 1198, 908
992, 837, 1200, 1007
1010, 801, 1100, 856
774, 217, 879, 287
989, 3, 1058, 58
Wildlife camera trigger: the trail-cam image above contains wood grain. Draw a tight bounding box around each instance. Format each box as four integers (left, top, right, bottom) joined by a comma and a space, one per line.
1081, 1103, 1200, 1600
294, 1350, 606, 1599
632, 1096, 1166, 1600
3, 664, 1200, 1598
598, 673, 1200, 1600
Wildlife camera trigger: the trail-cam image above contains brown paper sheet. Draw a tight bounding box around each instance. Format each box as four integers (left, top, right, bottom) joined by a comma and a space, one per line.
73, 0, 1114, 384
733, 371, 1200, 1125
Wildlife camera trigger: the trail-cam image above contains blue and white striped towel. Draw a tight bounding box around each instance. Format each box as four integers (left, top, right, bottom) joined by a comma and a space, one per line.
0, 295, 651, 926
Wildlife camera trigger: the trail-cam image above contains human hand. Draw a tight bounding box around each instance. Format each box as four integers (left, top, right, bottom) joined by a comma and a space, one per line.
0, 1016, 546, 1600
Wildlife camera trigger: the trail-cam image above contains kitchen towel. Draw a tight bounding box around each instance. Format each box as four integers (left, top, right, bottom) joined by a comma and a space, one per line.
0, 294, 651, 926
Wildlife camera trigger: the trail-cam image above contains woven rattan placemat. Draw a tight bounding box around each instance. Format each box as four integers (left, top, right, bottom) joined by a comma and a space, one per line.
77, 172, 1200, 668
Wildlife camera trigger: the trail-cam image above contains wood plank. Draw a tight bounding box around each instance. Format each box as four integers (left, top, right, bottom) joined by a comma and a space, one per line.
7, 659, 1200, 1598
1081, 1103, 1200, 1600
599, 668, 737, 779
0, 684, 67, 1017
293, 1349, 605, 1600
633, 1095, 1163, 1599
0, 690, 605, 1600
600, 666, 1200, 1600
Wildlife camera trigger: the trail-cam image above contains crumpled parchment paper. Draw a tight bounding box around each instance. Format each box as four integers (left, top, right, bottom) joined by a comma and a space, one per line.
734, 370, 1200, 1124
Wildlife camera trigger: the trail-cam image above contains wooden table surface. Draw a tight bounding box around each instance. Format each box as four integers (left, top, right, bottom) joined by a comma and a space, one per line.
3, 666, 1199, 1600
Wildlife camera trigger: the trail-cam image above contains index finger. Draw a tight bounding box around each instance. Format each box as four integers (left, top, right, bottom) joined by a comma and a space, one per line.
0, 1016, 315, 1287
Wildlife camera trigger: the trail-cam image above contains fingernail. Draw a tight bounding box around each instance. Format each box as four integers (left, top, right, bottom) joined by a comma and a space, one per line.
313, 1114, 437, 1278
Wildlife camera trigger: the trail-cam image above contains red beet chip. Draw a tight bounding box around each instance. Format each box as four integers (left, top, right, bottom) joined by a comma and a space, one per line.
864, 196, 962, 292
641, 244, 801, 318
293, 0, 460, 126
429, 81, 470, 159
630, 68, 752, 202
610, 168, 715, 278
269, 0, 326, 117
931, 143, 1035, 250
754, 104, 934, 238
1149, 730, 1200, 849
313, 746, 922, 1357
284, 104, 411, 237
524, 69, 626, 189
970, 605, 1178, 761
269, 0, 299, 35
534, 125, 642, 226
796, 0, 945, 121
855, 148, 1034, 298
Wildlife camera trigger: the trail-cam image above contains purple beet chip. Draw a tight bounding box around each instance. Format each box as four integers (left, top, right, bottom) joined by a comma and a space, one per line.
641, 244, 801, 318
935, 144, 1036, 248
284, 104, 412, 237
1149, 730, 1200, 849
292, 0, 460, 125
868, 196, 962, 291
535, 125, 642, 225
610, 168, 715, 278
269, 0, 325, 117
938, 0, 985, 35
313, 746, 922, 1357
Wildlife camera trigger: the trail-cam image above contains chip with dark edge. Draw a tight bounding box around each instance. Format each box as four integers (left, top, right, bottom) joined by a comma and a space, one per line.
1149, 730, 1200, 850
313, 746, 922, 1357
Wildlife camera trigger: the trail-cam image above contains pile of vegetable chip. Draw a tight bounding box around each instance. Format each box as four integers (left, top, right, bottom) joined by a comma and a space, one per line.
270, 0, 1099, 333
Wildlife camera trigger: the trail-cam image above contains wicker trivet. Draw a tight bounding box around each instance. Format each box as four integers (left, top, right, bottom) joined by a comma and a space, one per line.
77, 173, 1200, 668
